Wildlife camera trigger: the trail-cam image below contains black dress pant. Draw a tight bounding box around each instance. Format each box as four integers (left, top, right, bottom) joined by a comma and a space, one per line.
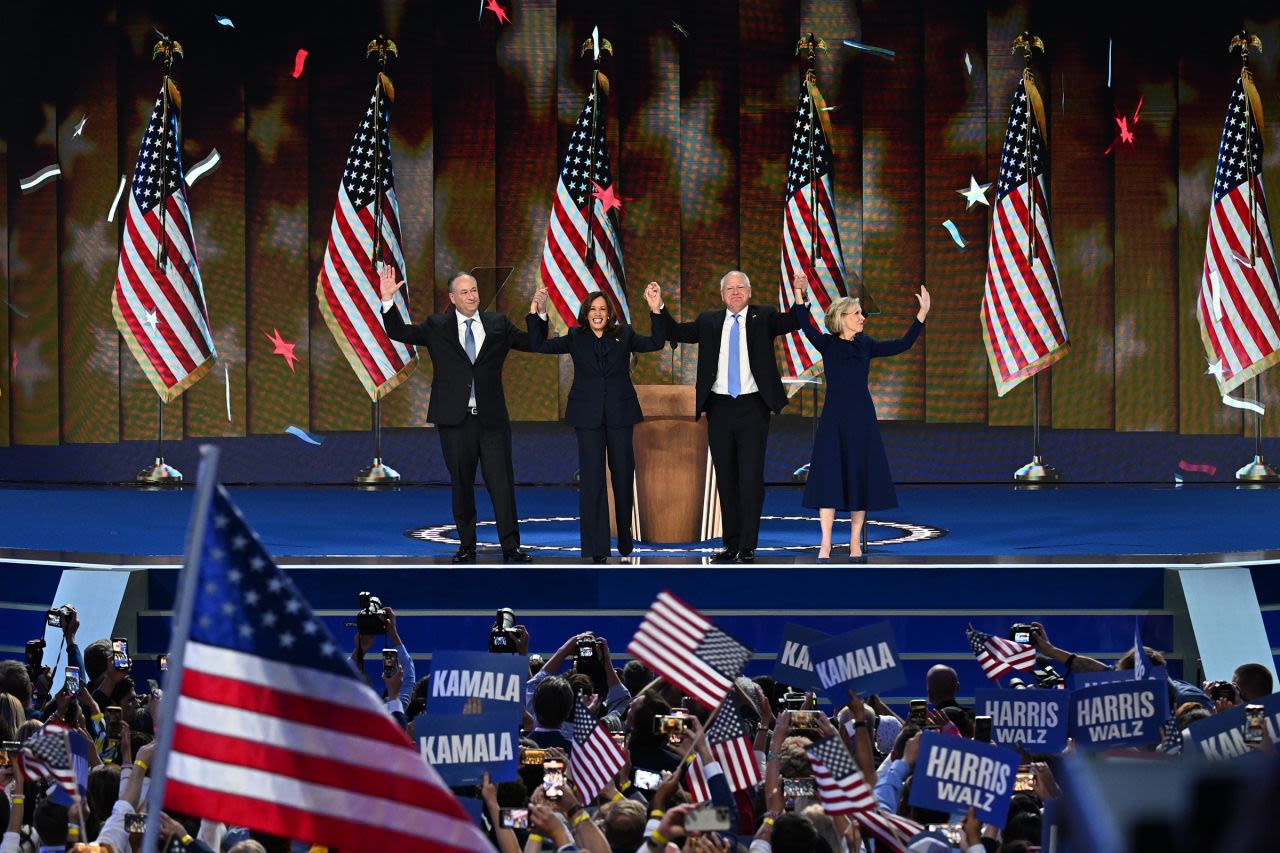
438, 414, 520, 552
705, 393, 771, 553
576, 424, 635, 558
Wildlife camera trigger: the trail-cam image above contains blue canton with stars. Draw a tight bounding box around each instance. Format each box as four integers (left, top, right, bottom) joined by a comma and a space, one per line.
131, 91, 187, 213
559, 92, 613, 208
995, 81, 1045, 204
784, 79, 834, 199
571, 697, 600, 745
707, 699, 752, 746
693, 626, 752, 681
1213, 79, 1263, 204
191, 487, 357, 678
342, 89, 396, 209
806, 734, 858, 781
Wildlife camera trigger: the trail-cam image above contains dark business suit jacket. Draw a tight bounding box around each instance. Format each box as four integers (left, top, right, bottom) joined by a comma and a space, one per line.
662, 305, 802, 417
525, 312, 666, 429
382, 307, 532, 428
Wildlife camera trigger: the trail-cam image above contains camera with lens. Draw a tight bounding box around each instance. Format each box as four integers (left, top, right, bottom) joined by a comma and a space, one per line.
489, 608, 520, 654
1009, 623, 1036, 645
46, 605, 74, 629
576, 636, 596, 660
354, 592, 388, 635
1032, 664, 1064, 688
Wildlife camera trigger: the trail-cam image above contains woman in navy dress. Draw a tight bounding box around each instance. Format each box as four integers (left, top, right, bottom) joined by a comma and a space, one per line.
790, 273, 930, 561
526, 282, 666, 562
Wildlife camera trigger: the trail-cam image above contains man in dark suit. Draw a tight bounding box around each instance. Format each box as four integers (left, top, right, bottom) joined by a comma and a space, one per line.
378, 267, 534, 564
663, 270, 804, 563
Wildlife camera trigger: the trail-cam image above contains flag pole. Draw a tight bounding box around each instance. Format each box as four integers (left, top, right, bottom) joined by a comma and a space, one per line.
141, 444, 221, 853
356, 36, 402, 487
580, 28, 608, 268
138, 32, 186, 486
1010, 33, 1061, 486
1230, 32, 1279, 483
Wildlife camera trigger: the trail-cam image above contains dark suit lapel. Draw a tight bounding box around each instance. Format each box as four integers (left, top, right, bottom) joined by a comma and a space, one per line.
442, 308, 475, 362
704, 311, 723, 368
474, 311, 504, 361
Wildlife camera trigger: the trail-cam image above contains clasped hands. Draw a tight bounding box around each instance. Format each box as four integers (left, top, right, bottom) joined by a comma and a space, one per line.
790, 271, 931, 322
528, 281, 664, 317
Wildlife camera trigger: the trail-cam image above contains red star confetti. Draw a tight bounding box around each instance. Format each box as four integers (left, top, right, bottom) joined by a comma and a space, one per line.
1104, 96, 1143, 155
291, 49, 308, 79
266, 328, 299, 372
484, 0, 510, 25
592, 181, 624, 215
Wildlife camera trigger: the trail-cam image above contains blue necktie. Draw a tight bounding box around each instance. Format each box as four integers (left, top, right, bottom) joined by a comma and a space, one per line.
465, 318, 477, 403
727, 313, 741, 398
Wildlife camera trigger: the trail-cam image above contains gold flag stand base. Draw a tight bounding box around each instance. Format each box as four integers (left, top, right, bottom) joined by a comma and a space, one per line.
1235, 455, 1280, 484
137, 457, 183, 485
355, 458, 401, 487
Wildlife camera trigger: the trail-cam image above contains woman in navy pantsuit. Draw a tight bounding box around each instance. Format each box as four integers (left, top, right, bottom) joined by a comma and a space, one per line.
526, 282, 666, 561
790, 274, 931, 561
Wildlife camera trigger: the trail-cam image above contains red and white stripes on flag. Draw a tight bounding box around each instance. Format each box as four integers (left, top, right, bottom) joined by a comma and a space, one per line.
539, 90, 629, 329
967, 625, 1037, 683
315, 76, 417, 401
981, 79, 1070, 396
568, 699, 627, 802
112, 84, 217, 402
806, 736, 922, 853
707, 700, 763, 791
778, 74, 849, 381
684, 755, 712, 805
1196, 76, 1280, 394
626, 591, 753, 710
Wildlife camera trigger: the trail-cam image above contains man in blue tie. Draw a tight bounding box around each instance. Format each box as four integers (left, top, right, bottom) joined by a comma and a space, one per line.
378, 268, 538, 564
662, 271, 806, 562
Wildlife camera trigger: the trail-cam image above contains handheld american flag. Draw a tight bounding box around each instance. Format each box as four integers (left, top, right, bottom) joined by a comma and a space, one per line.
805, 735, 922, 852
778, 74, 850, 380
150, 456, 488, 853
981, 77, 1069, 396
568, 698, 627, 802
315, 76, 418, 401
538, 86, 629, 328
20, 721, 85, 800
707, 700, 761, 791
1196, 76, 1280, 394
627, 591, 753, 710
967, 625, 1037, 682
111, 84, 218, 403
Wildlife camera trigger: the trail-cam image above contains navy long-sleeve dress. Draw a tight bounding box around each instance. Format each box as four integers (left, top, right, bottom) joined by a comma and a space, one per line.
793, 303, 923, 512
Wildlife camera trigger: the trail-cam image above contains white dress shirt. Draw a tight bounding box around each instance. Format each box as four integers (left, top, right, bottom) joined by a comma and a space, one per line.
711, 309, 759, 395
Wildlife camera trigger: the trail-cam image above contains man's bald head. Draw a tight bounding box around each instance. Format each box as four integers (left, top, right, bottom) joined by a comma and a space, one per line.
448, 273, 481, 316
926, 664, 959, 706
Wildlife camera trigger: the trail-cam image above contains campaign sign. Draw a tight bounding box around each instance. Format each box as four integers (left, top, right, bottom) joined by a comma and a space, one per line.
908, 731, 1020, 825
772, 623, 831, 692
975, 689, 1070, 753
809, 621, 905, 703
419, 707, 521, 786
1185, 693, 1280, 761
1069, 666, 1166, 692
1069, 679, 1169, 750
428, 650, 528, 715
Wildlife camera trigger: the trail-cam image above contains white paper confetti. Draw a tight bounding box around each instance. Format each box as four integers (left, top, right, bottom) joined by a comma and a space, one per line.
185, 149, 221, 186
215, 14, 234, 27
224, 363, 232, 422
842, 40, 895, 59
942, 219, 966, 249
286, 425, 324, 446
1222, 393, 1265, 416
107, 175, 127, 222
1206, 359, 1224, 378
957, 176, 992, 209
1107, 39, 1112, 88
964, 52, 972, 75
1209, 270, 1223, 320
73, 115, 87, 137
19, 165, 60, 194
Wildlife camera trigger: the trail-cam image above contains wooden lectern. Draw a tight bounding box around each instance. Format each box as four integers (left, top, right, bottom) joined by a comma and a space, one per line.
607, 385, 721, 544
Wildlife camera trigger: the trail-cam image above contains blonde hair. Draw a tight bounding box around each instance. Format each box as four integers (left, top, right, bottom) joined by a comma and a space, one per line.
824, 296, 861, 335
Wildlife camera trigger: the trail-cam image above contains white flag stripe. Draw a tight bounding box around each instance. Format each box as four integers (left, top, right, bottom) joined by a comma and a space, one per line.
184, 643, 385, 715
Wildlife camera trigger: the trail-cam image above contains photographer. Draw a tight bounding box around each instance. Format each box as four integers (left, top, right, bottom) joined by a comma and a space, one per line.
348, 600, 416, 724
526, 633, 632, 726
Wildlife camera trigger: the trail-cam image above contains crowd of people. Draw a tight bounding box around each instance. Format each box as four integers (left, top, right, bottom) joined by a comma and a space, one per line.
4, 603, 1276, 852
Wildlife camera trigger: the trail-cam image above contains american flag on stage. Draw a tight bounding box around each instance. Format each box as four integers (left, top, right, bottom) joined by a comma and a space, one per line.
981, 78, 1070, 397
1196, 76, 1280, 394
568, 698, 627, 802
159, 485, 488, 853
111, 84, 217, 403
315, 76, 418, 401
20, 721, 85, 799
805, 735, 922, 852
967, 625, 1037, 682
627, 591, 753, 710
778, 73, 850, 380
538, 86, 629, 328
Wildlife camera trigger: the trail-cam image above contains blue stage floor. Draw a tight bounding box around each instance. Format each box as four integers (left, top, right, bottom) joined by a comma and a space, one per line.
1, 483, 1277, 559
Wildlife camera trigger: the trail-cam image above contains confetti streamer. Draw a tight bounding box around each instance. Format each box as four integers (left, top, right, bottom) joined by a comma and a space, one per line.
1209, 270, 1223, 320
1222, 394, 1265, 416
224, 363, 232, 422
285, 425, 323, 446
73, 115, 87, 137
1178, 460, 1217, 476
964, 52, 972, 75
2, 300, 29, 319
941, 219, 966, 249
291, 49, 308, 79
19, 165, 60, 194
107, 175, 127, 222
842, 40, 895, 59
185, 149, 221, 186
214, 14, 234, 28
1107, 39, 1112, 88
673, 21, 690, 38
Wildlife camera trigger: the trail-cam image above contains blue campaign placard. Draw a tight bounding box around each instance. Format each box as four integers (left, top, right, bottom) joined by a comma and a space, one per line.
1185, 693, 1280, 760
771, 623, 831, 692
908, 731, 1021, 825
975, 689, 1070, 753
428, 650, 528, 715
1069, 679, 1169, 750
418, 707, 522, 787
1069, 666, 1166, 692
808, 621, 904, 703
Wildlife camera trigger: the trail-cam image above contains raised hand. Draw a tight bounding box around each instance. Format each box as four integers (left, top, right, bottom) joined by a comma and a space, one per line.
915, 284, 931, 321
377, 264, 405, 302
644, 281, 663, 312
792, 271, 810, 305
531, 286, 549, 316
